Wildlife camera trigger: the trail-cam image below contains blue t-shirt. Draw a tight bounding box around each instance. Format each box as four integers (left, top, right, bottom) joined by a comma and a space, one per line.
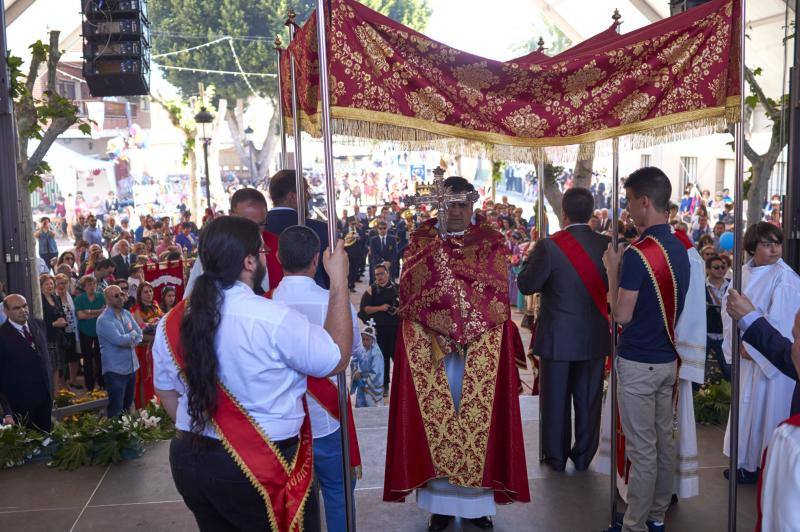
618, 224, 690, 364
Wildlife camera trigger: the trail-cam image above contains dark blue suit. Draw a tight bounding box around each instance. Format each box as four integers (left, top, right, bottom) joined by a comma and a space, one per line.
368, 234, 398, 282
743, 317, 799, 414
266, 208, 330, 288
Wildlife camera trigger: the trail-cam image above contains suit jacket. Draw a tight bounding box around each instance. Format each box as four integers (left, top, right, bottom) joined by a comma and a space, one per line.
110, 253, 138, 280
369, 234, 398, 270
0, 320, 52, 415
743, 316, 799, 415
266, 208, 330, 288
517, 225, 611, 361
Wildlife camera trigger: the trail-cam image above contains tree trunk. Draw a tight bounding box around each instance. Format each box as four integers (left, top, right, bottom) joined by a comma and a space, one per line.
17, 162, 41, 319
746, 160, 776, 229
541, 142, 595, 226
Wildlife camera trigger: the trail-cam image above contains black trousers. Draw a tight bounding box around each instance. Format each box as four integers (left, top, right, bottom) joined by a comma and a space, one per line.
170, 432, 320, 532
376, 325, 397, 391
539, 357, 605, 471
79, 332, 103, 390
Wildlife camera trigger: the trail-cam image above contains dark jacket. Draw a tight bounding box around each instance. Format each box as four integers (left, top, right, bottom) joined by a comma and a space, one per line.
0, 320, 52, 414
368, 234, 399, 271
266, 208, 330, 289
110, 253, 138, 280
742, 316, 799, 415
517, 225, 611, 361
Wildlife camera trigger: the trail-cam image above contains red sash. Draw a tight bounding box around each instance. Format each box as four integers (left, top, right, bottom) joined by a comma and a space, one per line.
306, 377, 362, 467
164, 301, 313, 532
629, 235, 678, 345
756, 413, 800, 532
673, 229, 693, 251
262, 230, 284, 291
551, 230, 609, 323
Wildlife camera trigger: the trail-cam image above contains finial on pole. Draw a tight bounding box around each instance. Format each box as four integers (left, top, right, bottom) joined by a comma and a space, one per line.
536, 36, 545, 52
287, 8, 297, 26
612, 8, 622, 22
274, 35, 283, 49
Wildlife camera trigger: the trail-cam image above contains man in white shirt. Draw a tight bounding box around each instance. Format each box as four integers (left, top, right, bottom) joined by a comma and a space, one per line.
273, 225, 363, 532
153, 216, 353, 531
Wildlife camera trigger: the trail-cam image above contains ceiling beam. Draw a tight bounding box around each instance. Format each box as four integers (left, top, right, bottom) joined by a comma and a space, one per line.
4, 0, 36, 26
532, 0, 584, 43
627, 0, 663, 23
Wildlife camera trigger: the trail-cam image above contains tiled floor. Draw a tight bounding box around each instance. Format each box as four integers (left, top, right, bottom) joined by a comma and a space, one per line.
0, 282, 757, 531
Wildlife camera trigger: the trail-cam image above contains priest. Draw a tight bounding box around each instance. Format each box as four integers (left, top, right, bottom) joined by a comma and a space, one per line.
383, 174, 530, 532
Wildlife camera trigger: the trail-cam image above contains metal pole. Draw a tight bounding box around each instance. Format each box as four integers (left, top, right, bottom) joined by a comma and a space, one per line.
274, 36, 288, 170
202, 138, 212, 210
0, 0, 30, 301
609, 136, 620, 525
286, 11, 306, 226
315, 2, 355, 531
728, 1, 746, 530
536, 160, 545, 464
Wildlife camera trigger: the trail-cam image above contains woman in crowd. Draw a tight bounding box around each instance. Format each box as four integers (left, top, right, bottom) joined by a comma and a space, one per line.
80, 244, 104, 276
142, 237, 157, 263
159, 286, 178, 314
507, 231, 523, 307
128, 264, 145, 300
74, 275, 106, 391
722, 222, 800, 484
132, 282, 163, 408
56, 251, 78, 277
41, 274, 68, 391
55, 273, 83, 390
156, 233, 174, 257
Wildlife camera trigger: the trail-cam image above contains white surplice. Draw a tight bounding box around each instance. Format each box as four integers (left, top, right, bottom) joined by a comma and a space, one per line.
759, 419, 800, 532
722, 259, 800, 471
592, 244, 705, 500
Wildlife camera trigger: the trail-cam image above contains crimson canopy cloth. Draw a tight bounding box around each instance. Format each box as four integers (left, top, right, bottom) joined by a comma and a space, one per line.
282, 0, 740, 161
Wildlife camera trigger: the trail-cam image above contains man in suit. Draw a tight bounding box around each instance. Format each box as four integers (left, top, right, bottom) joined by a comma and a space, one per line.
267, 169, 330, 288
0, 294, 53, 431
110, 239, 137, 280
368, 221, 398, 283
727, 289, 800, 414
517, 187, 611, 471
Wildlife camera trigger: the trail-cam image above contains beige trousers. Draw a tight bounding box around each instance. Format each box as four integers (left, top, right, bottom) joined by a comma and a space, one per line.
616, 356, 677, 532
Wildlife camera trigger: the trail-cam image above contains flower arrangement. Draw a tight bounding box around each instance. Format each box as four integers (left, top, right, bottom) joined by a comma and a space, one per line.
1, 399, 175, 471
693, 380, 731, 426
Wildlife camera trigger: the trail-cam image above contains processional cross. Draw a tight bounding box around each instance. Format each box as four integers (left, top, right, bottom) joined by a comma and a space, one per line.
402, 166, 479, 238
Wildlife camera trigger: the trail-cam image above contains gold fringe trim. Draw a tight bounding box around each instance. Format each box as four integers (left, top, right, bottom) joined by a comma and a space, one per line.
283, 96, 741, 163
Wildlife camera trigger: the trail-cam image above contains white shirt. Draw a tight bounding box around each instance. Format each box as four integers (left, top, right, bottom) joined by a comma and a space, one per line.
760, 420, 800, 531
272, 275, 364, 439
152, 281, 341, 441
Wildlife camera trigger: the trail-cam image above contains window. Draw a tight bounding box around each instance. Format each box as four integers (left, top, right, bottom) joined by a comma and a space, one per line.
641, 154, 651, 168
679, 156, 698, 192
56, 81, 77, 101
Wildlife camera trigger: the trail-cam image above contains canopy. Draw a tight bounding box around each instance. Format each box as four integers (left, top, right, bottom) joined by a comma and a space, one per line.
282, 0, 740, 162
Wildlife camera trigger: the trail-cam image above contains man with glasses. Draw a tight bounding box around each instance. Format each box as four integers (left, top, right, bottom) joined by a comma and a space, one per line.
96, 285, 143, 417
360, 263, 399, 397
368, 222, 398, 284
705, 254, 730, 381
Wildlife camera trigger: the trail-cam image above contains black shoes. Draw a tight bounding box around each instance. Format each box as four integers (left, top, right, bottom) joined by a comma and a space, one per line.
723, 467, 759, 484
428, 514, 452, 531
469, 516, 494, 529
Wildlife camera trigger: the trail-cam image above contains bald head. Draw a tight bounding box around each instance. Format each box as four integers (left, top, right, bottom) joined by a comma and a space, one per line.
103, 285, 125, 310
3, 294, 29, 325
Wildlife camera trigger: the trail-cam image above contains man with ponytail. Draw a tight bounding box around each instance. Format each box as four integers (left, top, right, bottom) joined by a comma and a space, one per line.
152, 216, 353, 532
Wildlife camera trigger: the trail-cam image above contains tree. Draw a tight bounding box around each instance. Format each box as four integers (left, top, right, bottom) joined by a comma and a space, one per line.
8, 31, 91, 317
149, 0, 431, 182
731, 66, 789, 226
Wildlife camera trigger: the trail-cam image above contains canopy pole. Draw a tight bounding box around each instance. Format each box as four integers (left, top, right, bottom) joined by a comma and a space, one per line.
286, 11, 306, 226
274, 36, 288, 170
609, 136, 620, 526
315, 1, 356, 531
728, 0, 746, 529
536, 160, 545, 464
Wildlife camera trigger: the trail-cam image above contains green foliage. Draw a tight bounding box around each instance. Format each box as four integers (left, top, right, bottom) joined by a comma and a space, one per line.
512, 17, 572, 57
149, 0, 431, 102
0, 421, 46, 468
491, 160, 505, 185
694, 380, 731, 425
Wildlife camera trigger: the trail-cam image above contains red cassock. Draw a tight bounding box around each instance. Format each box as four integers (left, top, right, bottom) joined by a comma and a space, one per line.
383, 218, 530, 505
262, 230, 283, 293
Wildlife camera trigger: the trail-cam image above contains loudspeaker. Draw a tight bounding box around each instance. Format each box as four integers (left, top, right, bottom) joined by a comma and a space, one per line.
81, 0, 150, 96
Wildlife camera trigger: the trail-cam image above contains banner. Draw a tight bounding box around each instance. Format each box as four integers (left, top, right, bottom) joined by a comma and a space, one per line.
283, 0, 740, 162
144, 260, 185, 303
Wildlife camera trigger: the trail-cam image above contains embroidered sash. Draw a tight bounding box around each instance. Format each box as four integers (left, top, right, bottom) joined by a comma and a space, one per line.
164, 301, 313, 532
306, 377, 362, 468
629, 235, 678, 345
551, 230, 609, 323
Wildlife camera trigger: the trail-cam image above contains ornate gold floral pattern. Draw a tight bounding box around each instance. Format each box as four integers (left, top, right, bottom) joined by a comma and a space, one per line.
282, 0, 740, 148
404, 320, 502, 486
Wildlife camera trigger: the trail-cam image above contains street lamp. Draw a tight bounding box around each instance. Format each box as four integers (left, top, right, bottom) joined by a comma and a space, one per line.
194, 106, 214, 210
244, 125, 256, 183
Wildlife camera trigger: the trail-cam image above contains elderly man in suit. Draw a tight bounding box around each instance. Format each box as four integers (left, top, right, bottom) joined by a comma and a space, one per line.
267, 169, 330, 288
517, 187, 611, 471
0, 294, 53, 431
110, 239, 137, 280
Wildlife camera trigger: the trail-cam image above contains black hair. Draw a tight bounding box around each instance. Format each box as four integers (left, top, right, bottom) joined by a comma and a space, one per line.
230, 187, 268, 211
181, 222, 193, 230
743, 222, 783, 256
624, 167, 672, 213
374, 263, 388, 273
96, 259, 114, 271
268, 169, 299, 205
442, 176, 475, 193
181, 216, 262, 434
705, 254, 725, 269
561, 187, 594, 224
278, 225, 320, 273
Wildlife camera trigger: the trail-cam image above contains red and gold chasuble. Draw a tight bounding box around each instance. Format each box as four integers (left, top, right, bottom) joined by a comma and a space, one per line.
384, 218, 530, 504
164, 301, 313, 532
